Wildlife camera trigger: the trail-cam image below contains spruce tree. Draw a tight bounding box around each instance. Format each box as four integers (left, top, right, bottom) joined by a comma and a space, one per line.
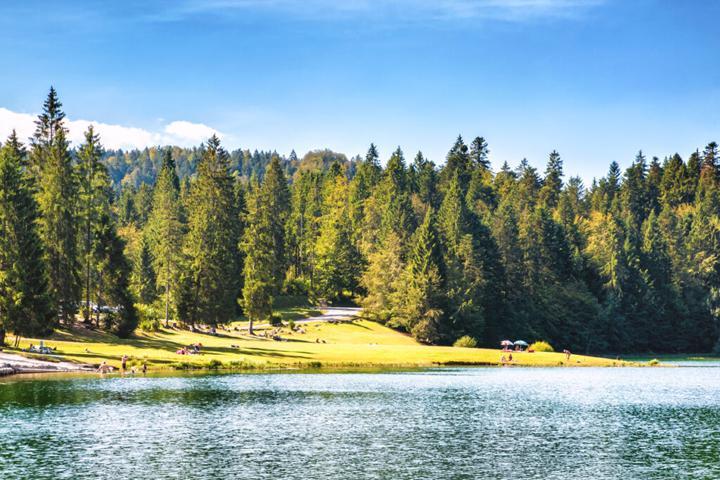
396, 208, 444, 343
539, 150, 563, 210
0, 132, 53, 343
131, 235, 157, 304
242, 185, 276, 333
312, 174, 359, 303
469, 136, 490, 170
182, 136, 240, 326
262, 156, 291, 292
30, 88, 80, 322
148, 148, 183, 325
77, 126, 108, 323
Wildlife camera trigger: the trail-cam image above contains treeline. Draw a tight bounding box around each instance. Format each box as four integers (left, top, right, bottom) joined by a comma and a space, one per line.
103, 144, 354, 188
1, 88, 719, 353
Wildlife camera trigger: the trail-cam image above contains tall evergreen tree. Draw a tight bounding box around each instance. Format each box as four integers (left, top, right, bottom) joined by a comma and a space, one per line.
312, 174, 360, 303
181, 136, 240, 326
0, 133, 53, 343
148, 147, 184, 325
539, 150, 563, 210
76, 126, 107, 323
30, 88, 80, 322
395, 208, 444, 343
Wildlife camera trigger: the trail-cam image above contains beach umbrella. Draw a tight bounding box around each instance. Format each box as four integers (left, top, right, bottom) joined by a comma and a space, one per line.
513, 340, 528, 347
500, 340, 513, 346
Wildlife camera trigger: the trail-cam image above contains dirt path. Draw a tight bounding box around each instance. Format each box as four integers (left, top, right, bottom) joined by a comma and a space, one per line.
242, 307, 361, 331
295, 307, 361, 324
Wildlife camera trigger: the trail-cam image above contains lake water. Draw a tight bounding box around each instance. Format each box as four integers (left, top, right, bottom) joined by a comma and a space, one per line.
1, 365, 719, 479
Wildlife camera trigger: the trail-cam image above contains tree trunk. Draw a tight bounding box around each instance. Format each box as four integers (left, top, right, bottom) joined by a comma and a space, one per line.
0, 328, 5, 346
85, 256, 91, 324
164, 279, 170, 327
248, 318, 254, 336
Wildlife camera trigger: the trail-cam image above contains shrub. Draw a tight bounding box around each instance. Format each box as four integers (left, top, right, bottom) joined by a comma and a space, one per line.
269, 313, 283, 326
287, 319, 296, 331
206, 359, 223, 370
453, 335, 478, 348
529, 340, 554, 352
648, 358, 660, 366
136, 303, 162, 332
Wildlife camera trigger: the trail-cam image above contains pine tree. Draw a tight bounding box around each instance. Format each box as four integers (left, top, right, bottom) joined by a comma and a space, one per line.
30, 88, 80, 322
262, 156, 291, 292
312, 174, 359, 303
242, 186, 276, 333
436, 173, 485, 342
94, 208, 138, 337
242, 156, 289, 331
0, 132, 53, 343
148, 147, 183, 325
131, 235, 157, 304
469, 136, 490, 170
360, 232, 405, 323
395, 208, 444, 343
77, 126, 108, 323
441, 135, 471, 193
182, 136, 241, 326
539, 150, 563, 210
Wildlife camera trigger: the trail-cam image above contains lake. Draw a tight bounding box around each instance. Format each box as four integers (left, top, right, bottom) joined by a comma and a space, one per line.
1, 365, 719, 479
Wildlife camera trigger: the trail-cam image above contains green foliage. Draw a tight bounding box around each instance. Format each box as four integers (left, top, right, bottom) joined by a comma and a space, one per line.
529, 341, 554, 352
453, 336, 478, 348
3, 89, 720, 355
0, 132, 53, 338
147, 147, 183, 323
181, 136, 241, 326
136, 303, 162, 332
31, 88, 80, 322
269, 313, 283, 326
242, 157, 289, 328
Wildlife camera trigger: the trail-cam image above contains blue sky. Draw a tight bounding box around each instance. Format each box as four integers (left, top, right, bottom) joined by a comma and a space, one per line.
0, 0, 718, 182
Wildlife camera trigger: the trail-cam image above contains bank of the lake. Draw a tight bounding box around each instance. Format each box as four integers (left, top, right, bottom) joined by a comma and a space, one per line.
2, 310, 630, 373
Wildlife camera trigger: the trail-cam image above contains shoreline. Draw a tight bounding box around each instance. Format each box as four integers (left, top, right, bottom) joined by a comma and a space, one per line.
0, 352, 652, 381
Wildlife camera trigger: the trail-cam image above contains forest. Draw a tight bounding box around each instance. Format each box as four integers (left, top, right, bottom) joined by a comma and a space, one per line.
1, 88, 719, 354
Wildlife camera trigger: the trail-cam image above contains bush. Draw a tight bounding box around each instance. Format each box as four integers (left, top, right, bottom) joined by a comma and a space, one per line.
136, 303, 162, 332
206, 359, 223, 370
453, 335, 478, 348
648, 358, 660, 366
287, 319, 296, 331
529, 340, 554, 352
269, 313, 283, 326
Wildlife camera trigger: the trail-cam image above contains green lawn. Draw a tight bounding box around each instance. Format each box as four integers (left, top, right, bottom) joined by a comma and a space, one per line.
7, 313, 633, 371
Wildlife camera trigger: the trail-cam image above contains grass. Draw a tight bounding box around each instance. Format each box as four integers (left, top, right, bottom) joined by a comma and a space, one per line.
6, 311, 633, 371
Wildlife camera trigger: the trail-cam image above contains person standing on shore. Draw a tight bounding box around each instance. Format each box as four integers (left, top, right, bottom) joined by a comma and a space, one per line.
121, 355, 128, 372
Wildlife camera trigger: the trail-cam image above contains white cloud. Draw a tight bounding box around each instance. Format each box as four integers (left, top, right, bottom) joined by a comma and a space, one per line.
163, 120, 220, 144
0, 107, 223, 150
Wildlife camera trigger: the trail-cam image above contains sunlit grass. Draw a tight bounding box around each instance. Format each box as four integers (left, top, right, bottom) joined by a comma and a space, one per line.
8, 313, 631, 370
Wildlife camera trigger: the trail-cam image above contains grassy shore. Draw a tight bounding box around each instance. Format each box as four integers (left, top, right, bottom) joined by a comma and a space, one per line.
4, 311, 633, 371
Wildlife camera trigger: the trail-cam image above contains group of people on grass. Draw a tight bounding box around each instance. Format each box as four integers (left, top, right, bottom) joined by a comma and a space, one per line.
96, 354, 147, 375
499, 343, 572, 365
176, 343, 203, 355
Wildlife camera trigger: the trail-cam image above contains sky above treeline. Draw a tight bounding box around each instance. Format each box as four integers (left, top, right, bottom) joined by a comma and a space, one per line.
0, 0, 718, 182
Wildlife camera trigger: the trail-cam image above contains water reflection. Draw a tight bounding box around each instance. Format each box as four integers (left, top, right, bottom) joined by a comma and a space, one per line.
1, 367, 719, 479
